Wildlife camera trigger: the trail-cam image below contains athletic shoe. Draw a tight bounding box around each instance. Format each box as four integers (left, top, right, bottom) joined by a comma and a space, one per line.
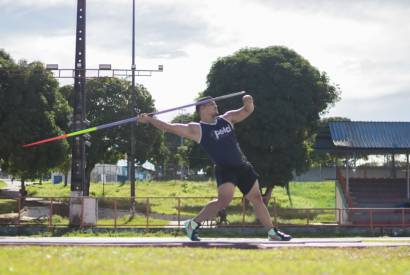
268, 228, 292, 241
184, 219, 200, 241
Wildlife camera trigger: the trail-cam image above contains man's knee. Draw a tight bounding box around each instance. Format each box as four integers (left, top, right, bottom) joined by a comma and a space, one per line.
216, 197, 232, 209
247, 193, 264, 205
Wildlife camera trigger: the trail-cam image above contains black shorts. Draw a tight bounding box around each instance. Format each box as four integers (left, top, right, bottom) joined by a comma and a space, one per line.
214, 162, 259, 195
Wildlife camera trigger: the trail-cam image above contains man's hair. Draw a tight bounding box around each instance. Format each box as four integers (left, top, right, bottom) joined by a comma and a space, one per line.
195, 96, 213, 114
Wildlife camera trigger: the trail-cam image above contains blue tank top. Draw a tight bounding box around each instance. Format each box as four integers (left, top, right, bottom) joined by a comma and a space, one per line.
199, 116, 247, 166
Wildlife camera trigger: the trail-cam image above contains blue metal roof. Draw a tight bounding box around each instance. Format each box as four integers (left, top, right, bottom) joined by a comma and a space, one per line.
329, 121, 410, 149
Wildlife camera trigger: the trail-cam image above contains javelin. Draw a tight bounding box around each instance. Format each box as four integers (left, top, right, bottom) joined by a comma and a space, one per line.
23, 91, 246, 148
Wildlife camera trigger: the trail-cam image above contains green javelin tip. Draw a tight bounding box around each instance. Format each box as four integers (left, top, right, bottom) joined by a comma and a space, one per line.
67, 127, 98, 137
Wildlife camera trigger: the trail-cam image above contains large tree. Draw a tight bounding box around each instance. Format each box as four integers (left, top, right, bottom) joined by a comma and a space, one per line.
61, 77, 162, 194
0, 50, 70, 193
203, 46, 340, 199
161, 113, 203, 179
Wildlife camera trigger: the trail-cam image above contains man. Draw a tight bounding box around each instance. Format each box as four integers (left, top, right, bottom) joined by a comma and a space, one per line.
138, 92, 291, 241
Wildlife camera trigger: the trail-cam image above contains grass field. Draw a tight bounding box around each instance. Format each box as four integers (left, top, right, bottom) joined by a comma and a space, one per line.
0, 180, 6, 189
0, 246, 409, 275
1, 180, 336, 226
24, 180, 335, 208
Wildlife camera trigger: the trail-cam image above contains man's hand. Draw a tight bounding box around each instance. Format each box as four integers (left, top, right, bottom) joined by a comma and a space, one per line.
243, 94, 253, 106
242, 95, 254, 112
137, 113, 151, 124
221, 94, 254, 124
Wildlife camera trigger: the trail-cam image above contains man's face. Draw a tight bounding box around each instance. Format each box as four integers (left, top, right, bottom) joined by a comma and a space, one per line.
200, 100, 219, 117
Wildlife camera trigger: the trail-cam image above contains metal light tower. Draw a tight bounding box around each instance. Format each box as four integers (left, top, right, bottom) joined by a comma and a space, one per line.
71, 0, 87, 195
130, 0, 137, 200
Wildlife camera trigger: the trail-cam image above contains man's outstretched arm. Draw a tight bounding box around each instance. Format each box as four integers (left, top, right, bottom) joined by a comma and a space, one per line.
137, 114, 201, 143
222, 94, 254, 124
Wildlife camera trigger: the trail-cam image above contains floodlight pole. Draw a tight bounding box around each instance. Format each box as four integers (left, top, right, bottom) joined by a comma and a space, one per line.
130, 0, 137, 200
407, 153, 409, 199
71, 0, 87, 196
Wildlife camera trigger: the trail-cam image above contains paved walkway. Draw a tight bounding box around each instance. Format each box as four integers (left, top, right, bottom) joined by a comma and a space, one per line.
0, 178, 21, 196
1, 237, 410, 249
0, 178, 36, 197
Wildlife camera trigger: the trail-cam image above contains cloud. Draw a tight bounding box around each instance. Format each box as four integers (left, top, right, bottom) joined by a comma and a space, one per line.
1, 0, 212, 59
0, 0, 68, 9
0, 3, 74, 36
326, 88, 410, 121
1, 0, 410, 122
253, 0, 410, 22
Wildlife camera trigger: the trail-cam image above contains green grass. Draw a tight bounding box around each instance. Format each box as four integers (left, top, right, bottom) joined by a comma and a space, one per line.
19, 180, 336, 226
25, 180, 335, 206
0, 199, 17, 215
272, 181, 335, 208
0, 246, 409, 274
0, 180, 6, 189
26, 180, 232, 198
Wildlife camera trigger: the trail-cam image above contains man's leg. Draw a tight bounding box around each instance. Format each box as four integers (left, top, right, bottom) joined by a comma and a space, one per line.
245, 180, 292, 241
184, 182, 235, 240
194, 182, 235, 223
244, 180, 274, 228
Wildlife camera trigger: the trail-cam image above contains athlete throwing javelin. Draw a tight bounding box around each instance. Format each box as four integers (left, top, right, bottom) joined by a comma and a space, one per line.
138, 92, 291, 241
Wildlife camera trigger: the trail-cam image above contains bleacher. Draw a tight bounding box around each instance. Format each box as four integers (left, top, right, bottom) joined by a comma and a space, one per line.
314, 121, 410, 226
349, 178, 407, 208
346, 178, 410, 225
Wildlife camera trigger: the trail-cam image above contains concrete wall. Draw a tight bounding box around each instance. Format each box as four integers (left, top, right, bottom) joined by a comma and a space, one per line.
293, 167, 336, 181
335, 181, 350, 225
338, 167, 409, 179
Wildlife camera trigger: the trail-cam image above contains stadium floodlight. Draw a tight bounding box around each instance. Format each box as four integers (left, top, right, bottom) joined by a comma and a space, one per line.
46, 64, 59, 70
99, 64, 112, 70
158, 64, 164, 71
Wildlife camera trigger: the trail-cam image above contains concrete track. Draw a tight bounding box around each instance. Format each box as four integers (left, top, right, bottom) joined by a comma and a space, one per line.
1, 237, 410, 249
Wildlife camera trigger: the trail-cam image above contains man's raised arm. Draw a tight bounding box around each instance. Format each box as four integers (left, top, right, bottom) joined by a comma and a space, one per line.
222, 94, 254, 124
137, 114, 201, 143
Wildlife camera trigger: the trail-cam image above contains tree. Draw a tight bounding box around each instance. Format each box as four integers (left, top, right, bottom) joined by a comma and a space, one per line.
309, 116, 351, 167
203, 46, 340, 201
184, 112, 214, 177
161, 113, 193, 179
160, 113, 214, 179
0, 50, 70, 194
61, 77, 162, 194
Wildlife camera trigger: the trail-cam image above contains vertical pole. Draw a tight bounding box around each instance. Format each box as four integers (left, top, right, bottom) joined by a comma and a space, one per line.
17, 198, 21, 226
273, 197, 278, 227
177, 197, 181, 227
71, 0, 87, 195
102, 164, 105, 197
369, 209, 373, 232
338, 208, 341, 225
69, 0, 87, 227
406, 153, 409, 199
242, 197, 246, 225
402, 208, 405, 228
114, 200, 117, 229
146, 198, 150, 228
345, 158, 349, 194
306, 209, 310, 225
130, 0, 136, 201
49, 198, 53, 229
80, 197, 84, 227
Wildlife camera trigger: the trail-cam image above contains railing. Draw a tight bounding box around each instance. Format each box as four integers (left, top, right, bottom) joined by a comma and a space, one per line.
0, 196, 410, 229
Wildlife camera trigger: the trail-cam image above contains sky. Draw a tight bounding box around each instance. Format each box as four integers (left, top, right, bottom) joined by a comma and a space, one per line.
1, 0, 410, 122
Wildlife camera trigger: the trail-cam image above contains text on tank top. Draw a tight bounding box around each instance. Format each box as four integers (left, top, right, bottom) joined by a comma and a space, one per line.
199, 116, 247, 166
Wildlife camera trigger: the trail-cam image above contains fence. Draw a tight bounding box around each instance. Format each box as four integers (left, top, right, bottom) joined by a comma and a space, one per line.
1, 196, 410, 229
